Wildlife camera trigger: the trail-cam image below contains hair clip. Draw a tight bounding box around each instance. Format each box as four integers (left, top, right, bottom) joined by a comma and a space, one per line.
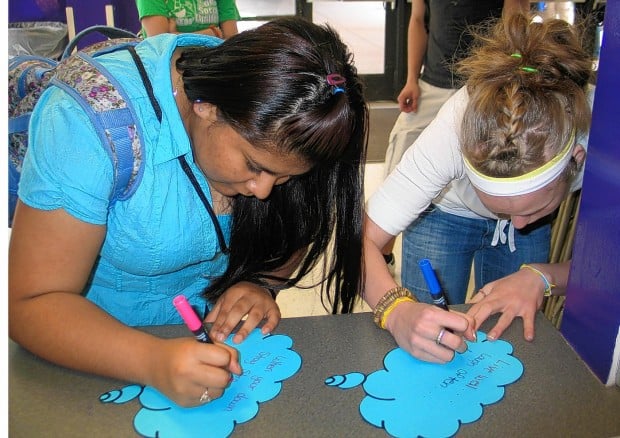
326, 73, 346, 85
327, 73, 346, 95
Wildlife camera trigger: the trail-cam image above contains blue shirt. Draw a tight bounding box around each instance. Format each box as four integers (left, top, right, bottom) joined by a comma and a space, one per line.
19, 34, 232, 326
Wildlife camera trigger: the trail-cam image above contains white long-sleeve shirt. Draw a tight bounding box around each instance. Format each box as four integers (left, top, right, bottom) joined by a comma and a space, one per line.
367, 86, 588, 238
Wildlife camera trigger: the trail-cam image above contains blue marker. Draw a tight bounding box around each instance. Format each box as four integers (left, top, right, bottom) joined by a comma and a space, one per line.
418, 259, 449, 310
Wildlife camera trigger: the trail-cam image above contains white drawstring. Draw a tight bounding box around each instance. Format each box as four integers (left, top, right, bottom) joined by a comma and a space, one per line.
491, 219, 516, 252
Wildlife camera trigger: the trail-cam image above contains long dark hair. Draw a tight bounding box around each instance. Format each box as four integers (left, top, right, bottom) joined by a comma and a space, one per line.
176, 17, 369, 313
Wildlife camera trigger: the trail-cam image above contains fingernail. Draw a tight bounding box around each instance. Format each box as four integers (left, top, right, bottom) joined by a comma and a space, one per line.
472, 331, 477, 342
487, 332, 496, 341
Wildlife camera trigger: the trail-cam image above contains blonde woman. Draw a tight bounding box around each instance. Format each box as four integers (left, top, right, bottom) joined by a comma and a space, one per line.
364, 12, 593, 362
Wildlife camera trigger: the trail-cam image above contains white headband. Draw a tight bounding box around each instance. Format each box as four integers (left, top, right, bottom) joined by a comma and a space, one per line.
463, 130, 576, 197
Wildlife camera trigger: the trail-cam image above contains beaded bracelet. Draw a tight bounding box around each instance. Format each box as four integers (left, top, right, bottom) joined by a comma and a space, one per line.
520, 264, 556, 297
373, 286, 417, 328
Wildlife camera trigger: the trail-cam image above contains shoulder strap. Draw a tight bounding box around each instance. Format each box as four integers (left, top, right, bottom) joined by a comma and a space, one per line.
50, 43, 160, 204
8, 56, 57, 135
126, 46, 162, 123
61, 25, 139, 60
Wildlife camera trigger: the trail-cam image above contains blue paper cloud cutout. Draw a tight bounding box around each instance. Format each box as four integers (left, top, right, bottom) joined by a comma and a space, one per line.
359, 331, 523, 438
100, 329, 302, 438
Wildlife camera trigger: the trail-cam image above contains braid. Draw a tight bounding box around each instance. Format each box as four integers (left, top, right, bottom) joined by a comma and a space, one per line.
458, 12, 592, 179
501, 82, 526, 149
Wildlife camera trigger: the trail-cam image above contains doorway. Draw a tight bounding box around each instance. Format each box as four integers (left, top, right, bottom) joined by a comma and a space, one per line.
235, 0, 410, 101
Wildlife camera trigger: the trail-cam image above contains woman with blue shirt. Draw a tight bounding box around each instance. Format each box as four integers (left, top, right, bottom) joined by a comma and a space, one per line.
9, 18, 368, 407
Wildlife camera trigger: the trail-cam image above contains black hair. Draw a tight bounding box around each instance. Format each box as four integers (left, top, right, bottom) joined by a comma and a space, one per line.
176, 17, 369, 313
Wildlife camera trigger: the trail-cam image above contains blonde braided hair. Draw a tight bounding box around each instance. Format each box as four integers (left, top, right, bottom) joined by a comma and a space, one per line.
457, 12, 592, 180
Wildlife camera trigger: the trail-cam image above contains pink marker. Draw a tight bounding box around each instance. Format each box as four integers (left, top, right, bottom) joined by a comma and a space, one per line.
173, 295, 212, 344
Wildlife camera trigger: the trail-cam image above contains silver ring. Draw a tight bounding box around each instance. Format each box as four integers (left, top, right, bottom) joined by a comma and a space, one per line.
199, 388, 212, 404
435, 328, 446, 346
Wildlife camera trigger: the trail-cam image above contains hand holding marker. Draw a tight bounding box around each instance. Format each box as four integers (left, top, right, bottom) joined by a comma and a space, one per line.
419, 259, 473, 353
173, 295, 243, 404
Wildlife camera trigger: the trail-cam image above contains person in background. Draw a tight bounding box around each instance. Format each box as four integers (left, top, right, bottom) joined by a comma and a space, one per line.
364, 12, 593, 362
136, 0, 240, 38
380, 0, 529, 273
9, 17, 368, 407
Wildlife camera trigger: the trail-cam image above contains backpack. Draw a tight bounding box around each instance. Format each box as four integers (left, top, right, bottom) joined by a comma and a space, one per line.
8, 26, 157, 227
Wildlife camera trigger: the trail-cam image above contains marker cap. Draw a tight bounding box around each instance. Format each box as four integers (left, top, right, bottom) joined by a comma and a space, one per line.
173, 295, 202, 331
418, 259, 441, 294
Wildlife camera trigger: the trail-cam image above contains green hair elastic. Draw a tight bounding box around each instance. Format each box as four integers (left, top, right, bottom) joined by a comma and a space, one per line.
510, 53, 538, 73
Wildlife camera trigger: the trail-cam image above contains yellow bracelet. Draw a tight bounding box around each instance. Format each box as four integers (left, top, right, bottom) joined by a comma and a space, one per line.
380, 296, 415, 329
373, 286, 417, 328
520, 264, 556, 297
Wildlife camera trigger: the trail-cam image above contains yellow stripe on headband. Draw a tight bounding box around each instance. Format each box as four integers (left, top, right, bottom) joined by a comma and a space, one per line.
463, 130, 576, 197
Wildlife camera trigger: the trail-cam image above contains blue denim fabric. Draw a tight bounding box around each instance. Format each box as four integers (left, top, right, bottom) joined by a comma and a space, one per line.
401, 206, 551, 305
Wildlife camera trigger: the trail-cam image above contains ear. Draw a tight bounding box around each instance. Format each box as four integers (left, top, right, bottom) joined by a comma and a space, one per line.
573, 143, 587, 168
193, 102, 218, 121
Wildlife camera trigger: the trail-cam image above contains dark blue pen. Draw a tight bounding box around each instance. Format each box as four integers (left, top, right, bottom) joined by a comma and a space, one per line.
418, 258, 449, 310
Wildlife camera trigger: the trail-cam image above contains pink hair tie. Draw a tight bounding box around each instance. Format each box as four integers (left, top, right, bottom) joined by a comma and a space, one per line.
326, 73, 346, 94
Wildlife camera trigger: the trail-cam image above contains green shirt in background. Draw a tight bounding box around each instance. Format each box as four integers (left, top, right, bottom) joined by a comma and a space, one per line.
136, 0, 240, 35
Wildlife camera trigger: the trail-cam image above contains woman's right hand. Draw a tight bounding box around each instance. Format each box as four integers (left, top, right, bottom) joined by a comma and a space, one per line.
9, 204, 240, 408
383, 300, 476, 363
397, 80, 421, 113
149, 337, 242, 407
362, 215, 475, 363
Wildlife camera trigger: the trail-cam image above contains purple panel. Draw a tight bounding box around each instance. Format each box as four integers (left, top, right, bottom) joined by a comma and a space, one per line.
113, 1, 140, 34
561, 0, 620, 383
65, 0, 140, 49
9, 0, 67, 23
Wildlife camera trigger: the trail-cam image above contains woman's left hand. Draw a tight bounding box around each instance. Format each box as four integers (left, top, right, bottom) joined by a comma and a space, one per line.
466, 269, 544, 342
206, 282, 281, 344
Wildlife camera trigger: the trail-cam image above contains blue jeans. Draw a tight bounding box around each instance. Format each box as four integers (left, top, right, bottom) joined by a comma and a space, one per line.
401, 206, 551, 305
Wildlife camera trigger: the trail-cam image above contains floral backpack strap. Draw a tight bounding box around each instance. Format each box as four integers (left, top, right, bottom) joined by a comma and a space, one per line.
51, 44, 149, 204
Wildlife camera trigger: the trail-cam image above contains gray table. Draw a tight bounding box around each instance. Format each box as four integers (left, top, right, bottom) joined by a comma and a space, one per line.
9, 308, 620, 437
